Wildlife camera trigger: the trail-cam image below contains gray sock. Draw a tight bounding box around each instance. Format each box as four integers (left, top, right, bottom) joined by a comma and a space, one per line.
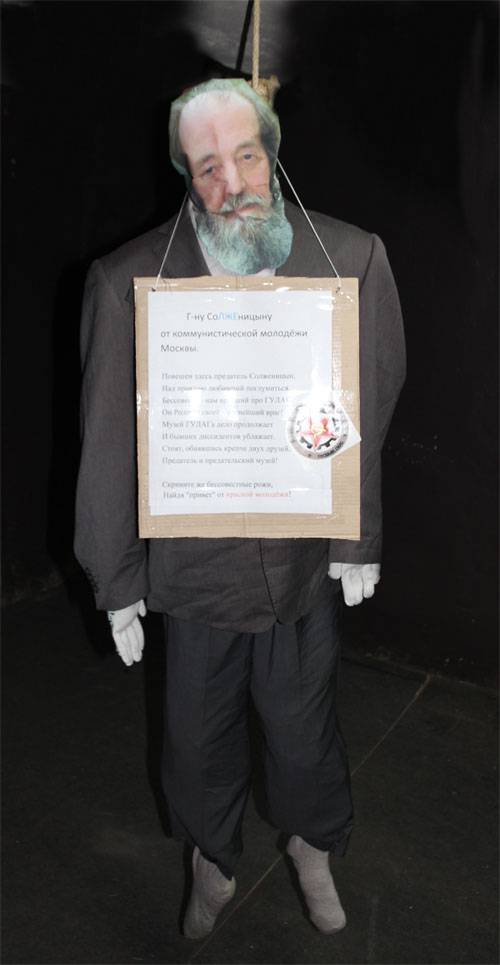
183, 847, 236, 940
286, 835, 346, 934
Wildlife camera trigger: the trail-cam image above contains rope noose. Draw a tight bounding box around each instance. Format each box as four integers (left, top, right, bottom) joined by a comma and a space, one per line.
248, 0, 280, 106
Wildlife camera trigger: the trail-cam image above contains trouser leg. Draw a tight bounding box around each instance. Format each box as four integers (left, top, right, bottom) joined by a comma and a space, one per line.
250, 585, 353, 855
161, 615, 252, 878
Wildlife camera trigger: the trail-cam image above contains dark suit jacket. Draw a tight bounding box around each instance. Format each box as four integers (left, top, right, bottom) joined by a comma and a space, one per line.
74, 201, 405, 631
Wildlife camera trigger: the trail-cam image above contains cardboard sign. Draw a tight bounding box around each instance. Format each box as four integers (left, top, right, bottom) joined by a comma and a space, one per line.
134, 276, 360, 539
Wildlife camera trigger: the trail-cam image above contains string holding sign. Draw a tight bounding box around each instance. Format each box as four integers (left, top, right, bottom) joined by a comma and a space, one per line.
154, 192, 188, 290
153, 1, 342, 285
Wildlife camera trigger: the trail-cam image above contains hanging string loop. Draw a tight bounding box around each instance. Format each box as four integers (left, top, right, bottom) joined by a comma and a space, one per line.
154, 192, 188, 288
155, 3, 341, 289
277, 159, 342, 287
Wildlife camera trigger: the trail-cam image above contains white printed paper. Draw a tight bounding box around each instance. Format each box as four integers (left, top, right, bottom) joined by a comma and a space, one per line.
146, 289, 359, 516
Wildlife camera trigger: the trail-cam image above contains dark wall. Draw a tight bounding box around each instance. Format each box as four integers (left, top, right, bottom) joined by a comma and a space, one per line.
2, 1, 498, 682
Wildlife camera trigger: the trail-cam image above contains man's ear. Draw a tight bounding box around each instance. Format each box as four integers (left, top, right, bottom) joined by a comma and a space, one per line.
189, 183, 203, 211
272, 183, 282, 202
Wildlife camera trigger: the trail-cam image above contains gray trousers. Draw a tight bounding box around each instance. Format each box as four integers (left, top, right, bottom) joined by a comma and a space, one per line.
161, 583, 353, 877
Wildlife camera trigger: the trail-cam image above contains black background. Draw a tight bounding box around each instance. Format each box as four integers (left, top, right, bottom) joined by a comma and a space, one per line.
2, 0, 498, 682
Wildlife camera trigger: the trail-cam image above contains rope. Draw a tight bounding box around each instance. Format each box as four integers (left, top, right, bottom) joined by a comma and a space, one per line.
247, 3, 340, 283
252, 0, 260, 90
235, 1, 253, 74
154, 3, 340, 285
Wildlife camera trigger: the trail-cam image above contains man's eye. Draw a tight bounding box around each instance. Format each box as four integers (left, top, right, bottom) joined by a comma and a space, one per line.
201, 166, 215, 178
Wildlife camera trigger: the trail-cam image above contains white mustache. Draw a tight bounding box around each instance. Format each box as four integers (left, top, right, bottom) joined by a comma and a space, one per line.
218, 193, 269, 215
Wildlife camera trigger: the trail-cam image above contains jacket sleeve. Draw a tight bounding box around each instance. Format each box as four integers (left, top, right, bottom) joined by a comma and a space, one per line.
328, 233, 406, 564
74, 258, 150, 609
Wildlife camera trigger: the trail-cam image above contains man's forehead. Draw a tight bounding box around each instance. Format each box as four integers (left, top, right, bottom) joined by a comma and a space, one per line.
179, 92, 259, 151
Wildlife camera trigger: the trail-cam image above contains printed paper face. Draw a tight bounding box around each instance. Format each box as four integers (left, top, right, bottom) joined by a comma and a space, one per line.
169, 78, 293, 274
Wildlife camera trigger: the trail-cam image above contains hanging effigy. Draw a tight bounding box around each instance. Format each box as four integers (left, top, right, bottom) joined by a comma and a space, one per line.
134, 2, 361, 539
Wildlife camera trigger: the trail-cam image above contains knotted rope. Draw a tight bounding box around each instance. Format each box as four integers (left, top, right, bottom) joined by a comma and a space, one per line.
252, 0, 261, 90
247, 0, 280, 105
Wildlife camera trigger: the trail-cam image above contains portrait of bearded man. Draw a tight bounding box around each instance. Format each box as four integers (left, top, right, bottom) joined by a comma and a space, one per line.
169, 79, 293, 274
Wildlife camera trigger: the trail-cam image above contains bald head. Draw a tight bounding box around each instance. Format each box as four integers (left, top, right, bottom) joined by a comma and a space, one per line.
169, 77, 281, 182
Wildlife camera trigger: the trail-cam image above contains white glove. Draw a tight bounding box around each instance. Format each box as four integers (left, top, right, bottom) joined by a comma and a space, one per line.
107, 600, 147, 666
328, 563, 381, 606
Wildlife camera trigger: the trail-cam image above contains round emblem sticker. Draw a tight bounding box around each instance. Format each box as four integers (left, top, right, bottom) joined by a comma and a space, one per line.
287, 401, 348, 459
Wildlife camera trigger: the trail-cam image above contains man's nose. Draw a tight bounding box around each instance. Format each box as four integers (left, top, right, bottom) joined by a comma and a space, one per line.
221, 160, 245, 197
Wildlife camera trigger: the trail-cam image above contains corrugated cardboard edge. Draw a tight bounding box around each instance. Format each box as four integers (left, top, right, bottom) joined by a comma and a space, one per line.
134, 276, 360, 539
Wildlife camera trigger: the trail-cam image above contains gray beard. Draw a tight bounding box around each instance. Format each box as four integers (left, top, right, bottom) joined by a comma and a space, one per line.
192, 190, 293, 274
